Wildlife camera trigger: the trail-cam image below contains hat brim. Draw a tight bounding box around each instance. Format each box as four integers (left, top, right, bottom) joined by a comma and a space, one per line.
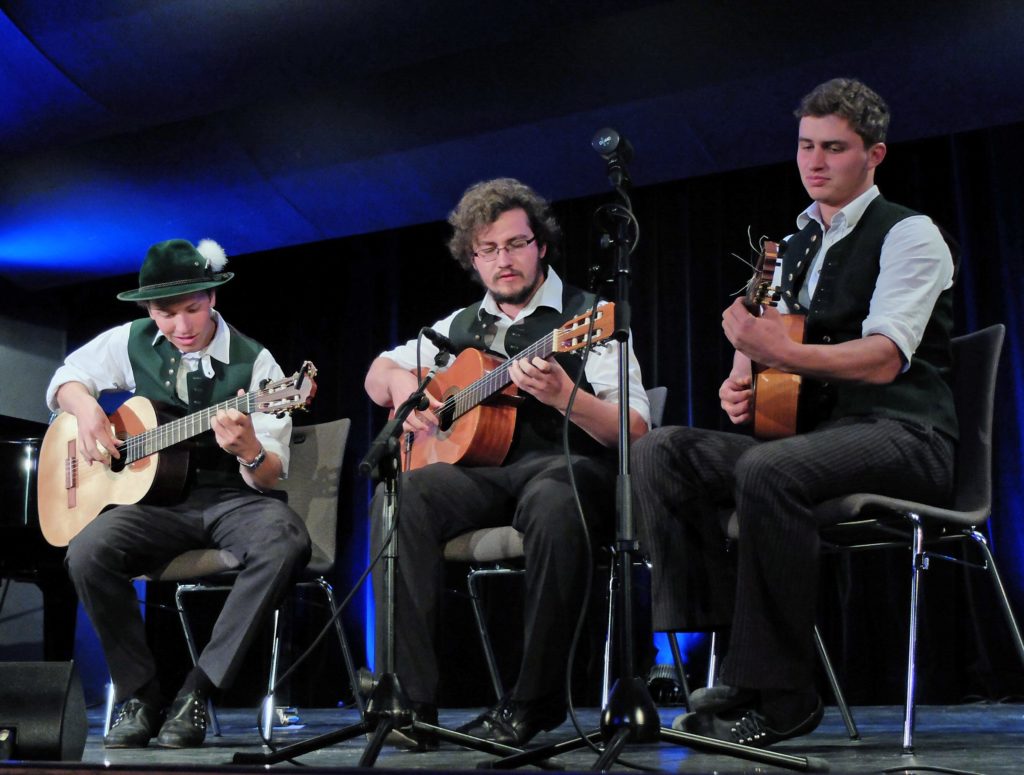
116, 273, 234, 302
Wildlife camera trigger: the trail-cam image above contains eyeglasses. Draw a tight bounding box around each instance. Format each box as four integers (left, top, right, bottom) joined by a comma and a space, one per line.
472, 236, 537, 262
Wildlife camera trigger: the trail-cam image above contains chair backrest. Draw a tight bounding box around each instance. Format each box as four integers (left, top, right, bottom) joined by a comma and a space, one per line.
949, 324, 1005, 518
646, 386, 668, 429
278, 418, 351, 574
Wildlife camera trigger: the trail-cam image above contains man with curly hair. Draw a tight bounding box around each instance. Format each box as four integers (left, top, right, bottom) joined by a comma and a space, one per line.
365, 178, 649, 748
633, 78, 957, 747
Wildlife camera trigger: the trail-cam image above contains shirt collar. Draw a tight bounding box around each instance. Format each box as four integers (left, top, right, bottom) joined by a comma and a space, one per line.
152, 309, 232, 363
796, 185, 880, 233
479, 267, 564, 322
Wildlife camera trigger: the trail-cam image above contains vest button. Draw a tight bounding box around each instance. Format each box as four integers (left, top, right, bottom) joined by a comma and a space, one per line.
168, 369, 174, 375
164, 381, 171, 387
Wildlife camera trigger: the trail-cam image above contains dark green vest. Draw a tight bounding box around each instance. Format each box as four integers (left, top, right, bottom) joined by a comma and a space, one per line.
447, 283, 608, 461
127, 318, 264, 489
778, 196, 957, 438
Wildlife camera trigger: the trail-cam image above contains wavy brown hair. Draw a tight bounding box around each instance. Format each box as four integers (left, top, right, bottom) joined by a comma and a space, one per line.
795, 78, 890, 147
446, 178, 562, 273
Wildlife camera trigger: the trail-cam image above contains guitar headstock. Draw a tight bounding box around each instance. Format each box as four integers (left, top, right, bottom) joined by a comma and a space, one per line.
554, 303, 616, 354
253, 361, 318, 416
743, 239, 783, 314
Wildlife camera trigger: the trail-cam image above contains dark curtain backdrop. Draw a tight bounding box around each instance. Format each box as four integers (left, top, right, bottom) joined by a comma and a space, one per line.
45, 119, 1024, 707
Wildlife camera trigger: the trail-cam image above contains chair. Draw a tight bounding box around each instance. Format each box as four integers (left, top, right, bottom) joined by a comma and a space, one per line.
106, 418, 362, 741
810, 323, 1024, 752
443, 387, 668, 704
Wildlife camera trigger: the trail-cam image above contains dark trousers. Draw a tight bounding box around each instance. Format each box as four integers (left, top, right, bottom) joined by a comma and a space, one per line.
632, 417, 955, 691
65, 486, 311, 703
370, 452, 615, 706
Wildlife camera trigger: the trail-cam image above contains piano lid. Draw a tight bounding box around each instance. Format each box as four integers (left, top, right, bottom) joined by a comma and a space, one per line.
0, 413, 49, 439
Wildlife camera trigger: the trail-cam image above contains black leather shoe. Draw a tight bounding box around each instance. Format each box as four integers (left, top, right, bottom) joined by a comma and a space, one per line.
675, 695, 824, 748
456, 695, 566, 747
689, 683, 758, 714
104, 698, 164, 748
155, 690, 208, 748
385, 703, 439, 752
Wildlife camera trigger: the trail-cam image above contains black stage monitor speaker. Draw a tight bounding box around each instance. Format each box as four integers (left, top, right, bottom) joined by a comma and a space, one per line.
0, 661, 87, 761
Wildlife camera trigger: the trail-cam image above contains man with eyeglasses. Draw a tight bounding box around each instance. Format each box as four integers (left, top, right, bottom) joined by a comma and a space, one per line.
364, 177, 650, 748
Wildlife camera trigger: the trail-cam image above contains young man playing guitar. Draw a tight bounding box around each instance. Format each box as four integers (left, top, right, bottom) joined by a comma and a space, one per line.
364, 178, 649, 748
46, 239, 311, 748
632, 79, 957, 747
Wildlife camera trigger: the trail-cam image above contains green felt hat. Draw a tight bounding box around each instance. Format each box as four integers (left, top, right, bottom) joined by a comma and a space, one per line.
117, 239, 233, 301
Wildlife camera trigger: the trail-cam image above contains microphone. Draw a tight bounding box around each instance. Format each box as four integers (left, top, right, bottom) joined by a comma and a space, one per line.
591, 127, 634, 188
422, 327, 457, 354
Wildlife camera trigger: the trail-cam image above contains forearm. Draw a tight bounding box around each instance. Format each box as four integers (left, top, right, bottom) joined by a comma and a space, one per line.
239, 449, 285, 491
561, 389, 648, 446
364, 356, 406, 407
55, 381, 100, 416
772, 333, 903, 384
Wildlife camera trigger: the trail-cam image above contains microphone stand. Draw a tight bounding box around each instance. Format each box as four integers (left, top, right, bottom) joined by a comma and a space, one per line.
234, 349, 537, 767
483, 134, 824, 773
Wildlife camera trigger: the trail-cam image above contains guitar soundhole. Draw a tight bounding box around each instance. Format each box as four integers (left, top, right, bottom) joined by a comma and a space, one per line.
436, 400, 455, 433
109, 433, 129, 473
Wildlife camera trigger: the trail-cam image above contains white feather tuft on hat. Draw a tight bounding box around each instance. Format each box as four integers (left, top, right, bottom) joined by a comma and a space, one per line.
196, 239, 228, 272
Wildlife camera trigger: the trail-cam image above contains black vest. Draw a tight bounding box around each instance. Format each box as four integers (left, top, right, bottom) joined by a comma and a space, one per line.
447, 283, 608, 462
127, 318, 264, 489
778, 196, 957, 438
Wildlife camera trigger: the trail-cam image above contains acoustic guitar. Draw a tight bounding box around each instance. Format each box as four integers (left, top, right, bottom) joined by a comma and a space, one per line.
37, 361, 317, 547
743, 240, 805, 439
402, 304, 615, 470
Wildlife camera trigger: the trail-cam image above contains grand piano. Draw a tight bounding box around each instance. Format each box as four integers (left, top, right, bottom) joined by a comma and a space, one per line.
0, 415, 77, 660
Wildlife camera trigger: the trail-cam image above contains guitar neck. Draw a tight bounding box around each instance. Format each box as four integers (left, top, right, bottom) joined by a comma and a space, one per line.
121, 392, 253, 465
448, 334, 556, 422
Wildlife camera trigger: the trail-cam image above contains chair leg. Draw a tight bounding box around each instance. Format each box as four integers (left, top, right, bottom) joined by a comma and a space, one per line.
706, 631, 720, 687
902, 516, 926, 754
174, 585, 222, 737
103, 681, 116, 736
812, 625, 859, 740
667, 633, 692, 707
261, 608, 281, 742
315, 577, 365, 715
967, 529, 1024, 668
466, 568, 506, 702
602, 559, 618, 708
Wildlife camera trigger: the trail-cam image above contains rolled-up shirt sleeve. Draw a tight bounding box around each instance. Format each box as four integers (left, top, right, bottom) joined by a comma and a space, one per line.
45, 322, 136, 412
862, 216, 953, 367
249, 348, 293, 476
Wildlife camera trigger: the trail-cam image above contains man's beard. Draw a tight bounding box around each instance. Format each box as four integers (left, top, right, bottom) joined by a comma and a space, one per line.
486, 268, 544, 306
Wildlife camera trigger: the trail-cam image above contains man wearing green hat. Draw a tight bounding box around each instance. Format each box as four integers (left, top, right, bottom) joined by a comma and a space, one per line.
46, 238, 311, 749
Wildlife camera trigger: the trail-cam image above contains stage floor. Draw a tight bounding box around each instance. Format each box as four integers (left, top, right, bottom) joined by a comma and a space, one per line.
23, 703, 1024, 773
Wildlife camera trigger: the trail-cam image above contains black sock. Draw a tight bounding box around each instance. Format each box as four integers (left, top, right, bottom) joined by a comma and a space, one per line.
760, 687, 818, 727
179, 666, 216, 699
133, 677, 164, 709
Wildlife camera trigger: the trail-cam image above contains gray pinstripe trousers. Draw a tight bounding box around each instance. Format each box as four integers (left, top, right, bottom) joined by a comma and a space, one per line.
632, 416, 955, 691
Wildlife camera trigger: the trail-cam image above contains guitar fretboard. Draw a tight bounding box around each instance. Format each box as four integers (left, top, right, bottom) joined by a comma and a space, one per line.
121, 393, 253, 464
439, 334, 556, 422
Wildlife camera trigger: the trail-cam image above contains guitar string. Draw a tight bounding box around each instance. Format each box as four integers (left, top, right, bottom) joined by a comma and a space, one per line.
429, 310, 608, 422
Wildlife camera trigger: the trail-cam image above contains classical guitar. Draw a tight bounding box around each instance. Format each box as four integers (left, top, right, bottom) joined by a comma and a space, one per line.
37, 361, 317, 547
743, 240, 805, 440
402, 304, 615, 470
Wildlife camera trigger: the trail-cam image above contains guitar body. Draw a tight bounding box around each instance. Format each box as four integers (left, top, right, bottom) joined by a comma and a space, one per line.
406, 349, 519, 471
38, 396, 191, 547
752, 314, 806, 440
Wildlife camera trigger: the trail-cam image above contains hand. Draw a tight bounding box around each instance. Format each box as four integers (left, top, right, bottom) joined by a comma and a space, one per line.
509, 356, 571, 410
210, 389, 260, 459
722, 297, 791, 367
387, 369, 443, 434
76, 403, 123, 465
719, 371, 753, 425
